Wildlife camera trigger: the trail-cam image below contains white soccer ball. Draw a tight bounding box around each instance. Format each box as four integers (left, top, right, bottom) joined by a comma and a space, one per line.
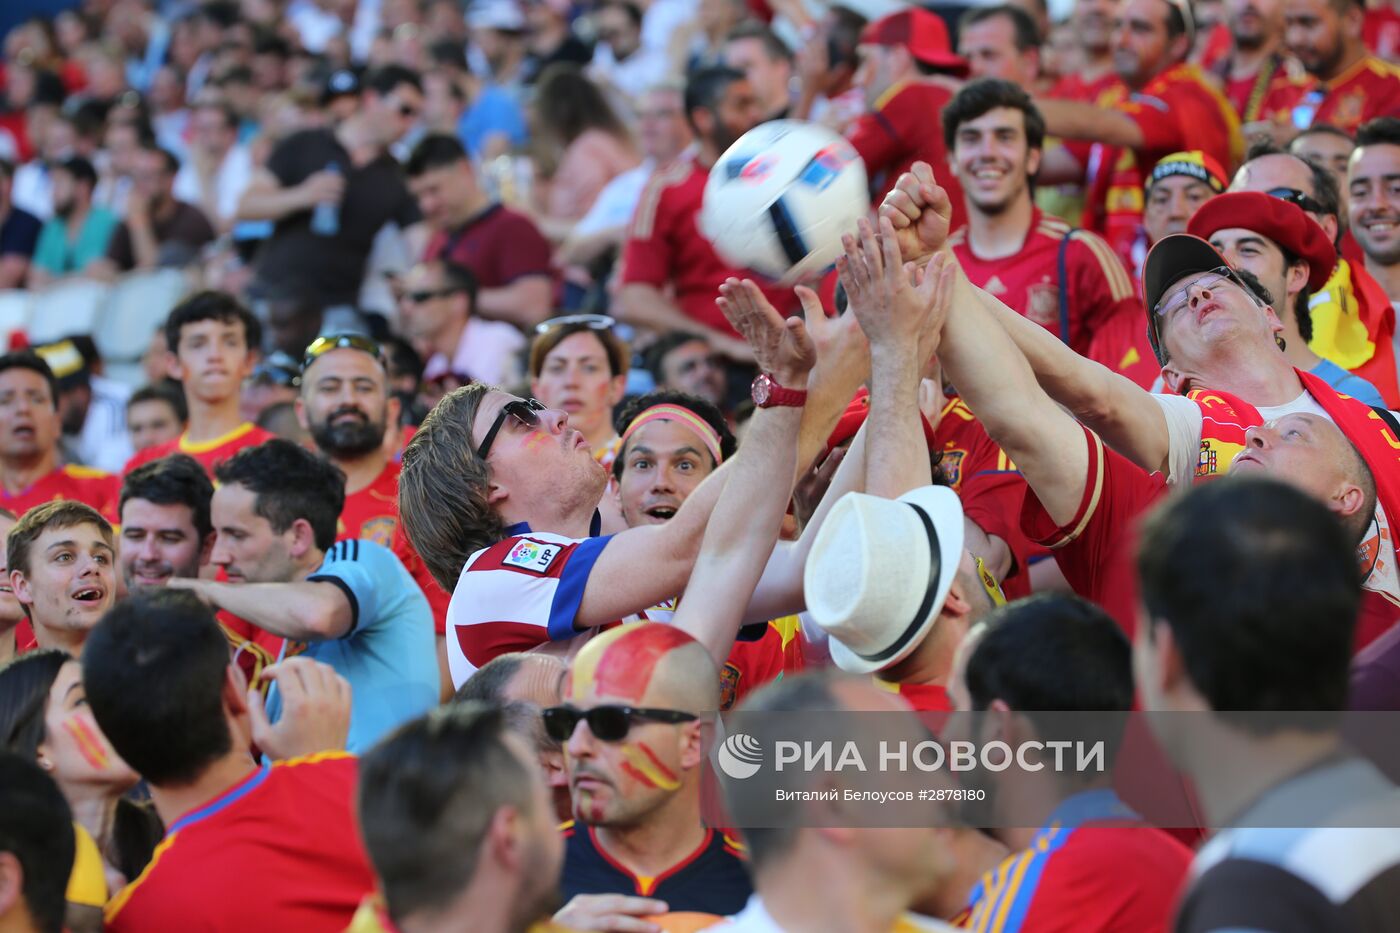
700, 120, 869, 285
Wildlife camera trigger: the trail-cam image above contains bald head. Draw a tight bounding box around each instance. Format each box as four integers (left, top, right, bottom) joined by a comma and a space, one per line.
567, 623, 721, 712
457, 652, 567, 708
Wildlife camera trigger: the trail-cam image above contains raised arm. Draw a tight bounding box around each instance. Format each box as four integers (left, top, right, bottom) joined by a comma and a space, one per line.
576, 287, 865, 629
169, 577, 354, 642
878, 161, 1172, 476
670, 279, 814, 666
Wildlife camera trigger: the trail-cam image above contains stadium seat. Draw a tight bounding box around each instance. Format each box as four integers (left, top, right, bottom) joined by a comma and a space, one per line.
26, 279, 112, 345
0, 291, 32, 348
95, 269, 189, 365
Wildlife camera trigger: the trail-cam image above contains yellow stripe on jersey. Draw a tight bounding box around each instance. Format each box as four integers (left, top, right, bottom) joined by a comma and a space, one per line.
62, 464, 111, 479
105, 830, 179, 921
1076, 230, 1135, 301
630, 159, 693, 240
1048, 432, 1105, 549
178, 422, 257, 455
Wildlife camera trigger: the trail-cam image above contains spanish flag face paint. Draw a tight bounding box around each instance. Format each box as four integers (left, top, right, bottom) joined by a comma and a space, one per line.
619, 741, 681, 792
568, 623, 692, 704
63, 715, 110, 771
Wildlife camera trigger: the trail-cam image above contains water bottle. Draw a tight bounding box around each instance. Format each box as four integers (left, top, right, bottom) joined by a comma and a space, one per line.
310, 162, 341, 236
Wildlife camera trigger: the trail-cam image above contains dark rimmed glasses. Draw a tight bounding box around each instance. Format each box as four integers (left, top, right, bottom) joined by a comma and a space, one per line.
475, 398, 545, 459
303, 333, 382, 370
1153, 265, 1238, 318
541, 704, 699, 743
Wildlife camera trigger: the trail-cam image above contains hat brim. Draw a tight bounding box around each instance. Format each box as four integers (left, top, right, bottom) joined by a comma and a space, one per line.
827, 485, 966, 675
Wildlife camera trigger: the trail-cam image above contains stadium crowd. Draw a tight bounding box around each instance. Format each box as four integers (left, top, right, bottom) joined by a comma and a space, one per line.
0, 0, 1398, 928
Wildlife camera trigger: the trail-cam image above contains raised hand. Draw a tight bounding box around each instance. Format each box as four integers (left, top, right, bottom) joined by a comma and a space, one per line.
878, 161, 954, 264
836, 215, 954, 356
716, 278, 818, 388
247, 657, 352, 760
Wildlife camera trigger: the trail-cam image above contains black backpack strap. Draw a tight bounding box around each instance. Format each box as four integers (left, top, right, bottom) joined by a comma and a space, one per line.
1056, 228, 1078, 344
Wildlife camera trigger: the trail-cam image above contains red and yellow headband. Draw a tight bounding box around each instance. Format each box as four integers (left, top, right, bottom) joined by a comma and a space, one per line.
619, 404, 724, 465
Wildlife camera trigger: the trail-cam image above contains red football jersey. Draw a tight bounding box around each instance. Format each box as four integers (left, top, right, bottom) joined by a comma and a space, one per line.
620, 154, 797, 338
933, 397, 1039, 600
874, 677, 952, 713
1364, 7, 1400, 61
1303, 56, 1400, 135
1085, 64, 1243, 272
949, 209, 1155, 386
846, 79, 967, 233
338, 460, 452, 636
124, 422, 277, 477
967, 790, 1192, 933
1218, 56, 1314, 126
1020, 425, 1165, 638
0, 464, 119, 521
104, 754, 375, 933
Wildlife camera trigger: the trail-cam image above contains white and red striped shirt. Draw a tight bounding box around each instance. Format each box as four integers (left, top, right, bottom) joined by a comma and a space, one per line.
445, 523, 612, 687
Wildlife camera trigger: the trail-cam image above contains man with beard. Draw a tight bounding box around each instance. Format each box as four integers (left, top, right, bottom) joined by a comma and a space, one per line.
117, 454, 214, 589
1032, 0, 1242, 272
91, 145, 215, 277
943, 80, 1155, 387
1209, 0, 1313, 133
297, 335, 453, 696
27, 157, 120, 288
955, 595, 1192, 931
1285, 0, 1400, 135
1348, 118, 1400, 308
617, 66, 795, 358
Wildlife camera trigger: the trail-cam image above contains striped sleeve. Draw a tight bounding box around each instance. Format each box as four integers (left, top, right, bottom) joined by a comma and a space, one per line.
967, 829, 1070, 932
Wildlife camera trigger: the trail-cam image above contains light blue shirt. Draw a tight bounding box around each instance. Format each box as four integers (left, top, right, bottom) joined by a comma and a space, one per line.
267, 539, 438, 752
1310, 358, 1386, 408
458, 85, 528, 160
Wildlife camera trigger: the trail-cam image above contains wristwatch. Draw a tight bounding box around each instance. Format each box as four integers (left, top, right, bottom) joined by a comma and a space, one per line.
752, 373, 808, 408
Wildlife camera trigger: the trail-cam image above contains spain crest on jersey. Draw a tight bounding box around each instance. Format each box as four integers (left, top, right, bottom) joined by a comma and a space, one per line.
939, 448, 968, 489
358, 516, 397, 548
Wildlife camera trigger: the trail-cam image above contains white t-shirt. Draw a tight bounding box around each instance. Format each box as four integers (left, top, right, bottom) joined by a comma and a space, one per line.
173, 144, 253, 225
423, 317, 526, 388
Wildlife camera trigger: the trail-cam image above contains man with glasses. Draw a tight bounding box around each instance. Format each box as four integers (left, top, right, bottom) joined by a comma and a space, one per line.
236, 65, 424, 322
396, 259, 525, 388
552, 625, 748, 916
1231, 145, 1400, 404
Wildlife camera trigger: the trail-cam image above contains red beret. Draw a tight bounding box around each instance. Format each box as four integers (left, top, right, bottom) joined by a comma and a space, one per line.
1187, 191, 1337, 293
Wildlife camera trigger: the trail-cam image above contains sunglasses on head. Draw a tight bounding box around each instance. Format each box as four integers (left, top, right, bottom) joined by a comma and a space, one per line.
1265, 186, 1326, 215
534, 313, 616, 336
476, 397, 545, 459
303, 333, 382, 370
541, 704, 698, 743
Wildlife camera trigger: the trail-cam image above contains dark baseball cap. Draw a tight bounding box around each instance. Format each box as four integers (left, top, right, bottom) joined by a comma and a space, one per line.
1141, 234, 1234, 364
860, 9, 968, 77
321, 68, 361, 105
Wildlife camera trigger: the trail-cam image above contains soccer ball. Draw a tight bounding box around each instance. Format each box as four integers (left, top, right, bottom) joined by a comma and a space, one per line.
700, 120, 869, 285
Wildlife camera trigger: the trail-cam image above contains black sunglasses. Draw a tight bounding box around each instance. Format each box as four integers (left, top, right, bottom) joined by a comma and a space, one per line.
401, 287, 461, 304
541, 704, 698, 743
476, 398, 545, 459
303, 333, 382, 370
1266, 186, 1326, 215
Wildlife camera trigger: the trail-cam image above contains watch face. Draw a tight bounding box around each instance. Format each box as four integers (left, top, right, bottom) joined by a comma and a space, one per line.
753, 375, 771, 405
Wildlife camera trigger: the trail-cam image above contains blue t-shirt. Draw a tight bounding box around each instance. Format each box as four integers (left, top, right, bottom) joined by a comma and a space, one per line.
1310, 358, 1386, 408
0, 207, 41, 259
458, 85, 528, 160
267, 539, 438, 752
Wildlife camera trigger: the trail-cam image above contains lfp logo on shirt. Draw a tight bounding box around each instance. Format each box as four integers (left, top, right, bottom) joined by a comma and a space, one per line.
503, 540, 559, 573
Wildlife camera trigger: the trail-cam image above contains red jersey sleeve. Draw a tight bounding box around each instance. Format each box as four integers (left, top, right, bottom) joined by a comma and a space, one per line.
492, 211, 553, 283
1066, 231, 1159, 387
620, 173, 677, 288
1116, 92, 1185, 153
845, 107, 903, 178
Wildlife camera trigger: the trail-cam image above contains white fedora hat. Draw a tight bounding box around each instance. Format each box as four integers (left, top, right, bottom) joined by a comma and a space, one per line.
804, 486, 965, 674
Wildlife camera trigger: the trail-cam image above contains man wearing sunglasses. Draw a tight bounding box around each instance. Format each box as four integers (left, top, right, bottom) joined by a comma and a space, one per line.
553, 624, 749, 919
401, 268, 866, 689
396, 259, 525, 389
297, 334, 455, 699
236, 65, 424, 320
883, 164, 1400, 641
1231, 146, 1400, 404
